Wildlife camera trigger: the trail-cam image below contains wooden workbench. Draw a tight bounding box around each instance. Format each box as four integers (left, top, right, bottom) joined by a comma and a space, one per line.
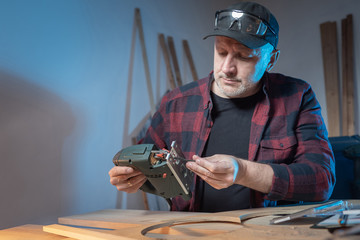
1, 202, 359, 239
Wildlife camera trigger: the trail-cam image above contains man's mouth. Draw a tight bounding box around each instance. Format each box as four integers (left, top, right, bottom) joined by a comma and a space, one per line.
221, 77, 241, 84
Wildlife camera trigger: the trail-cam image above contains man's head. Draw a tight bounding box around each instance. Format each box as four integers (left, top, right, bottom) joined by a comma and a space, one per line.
205, 2, 280, 99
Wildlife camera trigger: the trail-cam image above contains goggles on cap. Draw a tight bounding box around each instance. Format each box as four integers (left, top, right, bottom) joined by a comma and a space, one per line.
215, 10, 277, 38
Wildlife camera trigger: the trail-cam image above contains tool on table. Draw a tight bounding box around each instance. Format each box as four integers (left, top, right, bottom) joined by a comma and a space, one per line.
270, 200, 346, 224
113, 141, 194, 200
313, 208, 360, 230
271, 200, 360, 227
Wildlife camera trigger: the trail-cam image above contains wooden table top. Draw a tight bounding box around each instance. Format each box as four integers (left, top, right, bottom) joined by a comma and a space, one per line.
1, 201, 360, 239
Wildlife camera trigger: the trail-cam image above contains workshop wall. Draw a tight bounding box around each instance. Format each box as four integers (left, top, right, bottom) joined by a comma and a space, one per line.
258, 0, 360, 136
0, 0, 238, 229
0, 0, 359, 229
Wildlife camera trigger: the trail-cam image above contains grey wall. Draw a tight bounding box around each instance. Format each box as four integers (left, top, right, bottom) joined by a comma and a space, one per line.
0, 0, 238, 229
0, 0, 359, 229
258, 0, 360, 134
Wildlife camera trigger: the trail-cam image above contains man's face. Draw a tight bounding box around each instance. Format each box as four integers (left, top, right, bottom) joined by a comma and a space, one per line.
212, 36, 277, 98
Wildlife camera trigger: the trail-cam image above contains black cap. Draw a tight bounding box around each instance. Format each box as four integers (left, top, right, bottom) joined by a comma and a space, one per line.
204, 2, 279, 49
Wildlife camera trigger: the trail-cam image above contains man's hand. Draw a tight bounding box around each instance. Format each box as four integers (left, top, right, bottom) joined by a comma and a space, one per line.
186, 154, 274, 193
186, 154, 241, 189
108, 166, 147, 193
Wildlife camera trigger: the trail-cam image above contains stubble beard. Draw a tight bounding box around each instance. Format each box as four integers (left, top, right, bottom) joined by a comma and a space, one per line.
214, 76, 248, 98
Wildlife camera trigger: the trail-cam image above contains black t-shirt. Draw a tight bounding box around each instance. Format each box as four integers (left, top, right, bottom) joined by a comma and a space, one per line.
199, 90, 263, 212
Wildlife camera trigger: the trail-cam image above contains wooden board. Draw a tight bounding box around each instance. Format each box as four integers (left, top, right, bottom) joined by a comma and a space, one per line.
159, 34, 176, 90
44, 203, 360, 239
341, 14, 355, 136
58, 209, 206, 229
44, 206, 334, 240
167, 36, 182, 87
43, 224, 134, 240
182, 40, 198, 81
320, 21, 341, 137
135, 8, 155, 115
0, 224, 70, 240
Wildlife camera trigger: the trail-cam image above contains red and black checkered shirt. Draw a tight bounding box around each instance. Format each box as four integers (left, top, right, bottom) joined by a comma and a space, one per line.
142, 72, 336, 211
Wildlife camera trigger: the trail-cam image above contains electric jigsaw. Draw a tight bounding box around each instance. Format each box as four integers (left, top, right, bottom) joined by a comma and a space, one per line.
113, 141, 194, 200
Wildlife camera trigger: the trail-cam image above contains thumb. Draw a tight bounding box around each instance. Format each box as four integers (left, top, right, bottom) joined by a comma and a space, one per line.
192, 155, 202, 161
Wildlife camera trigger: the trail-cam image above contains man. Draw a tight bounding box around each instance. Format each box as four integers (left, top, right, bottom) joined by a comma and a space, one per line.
109, 2, 335, 212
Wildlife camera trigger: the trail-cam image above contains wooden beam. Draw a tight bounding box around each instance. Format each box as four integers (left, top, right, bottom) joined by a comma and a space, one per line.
159, 34, 176, 90
320, 21, 341, 137
182, 40, 199, 81
135, 8, 156, 115
341, 14, 355, 136
43, 224, 135, 240
122, 8, 138, 148
167, 36, 182, 87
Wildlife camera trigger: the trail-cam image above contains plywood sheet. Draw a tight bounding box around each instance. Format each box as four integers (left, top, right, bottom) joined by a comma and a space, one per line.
58, 209, 205, 229
341, 14, 355, 136
0, 224, 70, 240
48, 201, 360, 239
320, 21, 340, 137
52, 204, 337, 239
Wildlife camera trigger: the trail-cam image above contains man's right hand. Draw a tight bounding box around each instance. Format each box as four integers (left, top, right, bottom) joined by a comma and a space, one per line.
108, 166, 147, 193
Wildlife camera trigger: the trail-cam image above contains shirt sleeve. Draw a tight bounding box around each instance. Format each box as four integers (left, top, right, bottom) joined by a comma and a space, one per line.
266, 86, 336, 202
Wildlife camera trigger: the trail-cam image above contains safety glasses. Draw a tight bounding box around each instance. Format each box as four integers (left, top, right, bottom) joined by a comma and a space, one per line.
215, 10, 277, 38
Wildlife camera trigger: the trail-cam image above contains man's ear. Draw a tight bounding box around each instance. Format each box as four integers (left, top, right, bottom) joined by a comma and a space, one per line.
266, 49, 280, 72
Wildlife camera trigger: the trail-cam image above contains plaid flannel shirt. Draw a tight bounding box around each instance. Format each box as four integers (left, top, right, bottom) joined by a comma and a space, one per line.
142, 72, 336, 211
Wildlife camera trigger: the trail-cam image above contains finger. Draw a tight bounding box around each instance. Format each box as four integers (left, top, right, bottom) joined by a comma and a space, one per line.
128, 174, 147, 186
186, 161, 218, 181
125, 178, 147, 193
109, 166, 144, 179
110, 170, 145, 185
117, 171, 145, 182
196, 173, 231, 189
191, 156, 233, 174
114, 175, 147, 193
108, 166, 134, 177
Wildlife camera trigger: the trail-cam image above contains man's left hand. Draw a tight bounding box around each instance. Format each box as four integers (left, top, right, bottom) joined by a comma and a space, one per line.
186, 154, 241, 189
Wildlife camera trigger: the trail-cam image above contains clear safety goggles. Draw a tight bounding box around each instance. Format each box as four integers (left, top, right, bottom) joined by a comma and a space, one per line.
215, 10, 276, 37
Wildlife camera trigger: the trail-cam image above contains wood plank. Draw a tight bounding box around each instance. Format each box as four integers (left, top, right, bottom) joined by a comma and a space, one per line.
156, 39, 163, 102
182, 40, 199, 81
121, 7, 138, 149
58, 209, 205, 230
341, 14, 355, 136
135, 8, 156, 115
113, 204, 339, 239
51, 202, 360, 239
141, 192, 150, 211
6, 202, 360, 239
57, 204, 321, 230
43, 224, 135, 240
167, 36, 182, 87
0, 224, 71, 240
159, 34, 176, 90
320, 21, 341, 137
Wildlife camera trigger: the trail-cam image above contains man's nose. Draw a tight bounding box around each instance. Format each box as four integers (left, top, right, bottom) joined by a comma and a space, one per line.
222, 55, 237, 76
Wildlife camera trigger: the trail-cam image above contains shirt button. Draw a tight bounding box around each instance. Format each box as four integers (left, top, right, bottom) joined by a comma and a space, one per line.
280, 143, 284, 147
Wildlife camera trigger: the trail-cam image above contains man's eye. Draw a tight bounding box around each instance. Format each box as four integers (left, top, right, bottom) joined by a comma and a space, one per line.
218, 51, 227, 56
236, 53, 252, 60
